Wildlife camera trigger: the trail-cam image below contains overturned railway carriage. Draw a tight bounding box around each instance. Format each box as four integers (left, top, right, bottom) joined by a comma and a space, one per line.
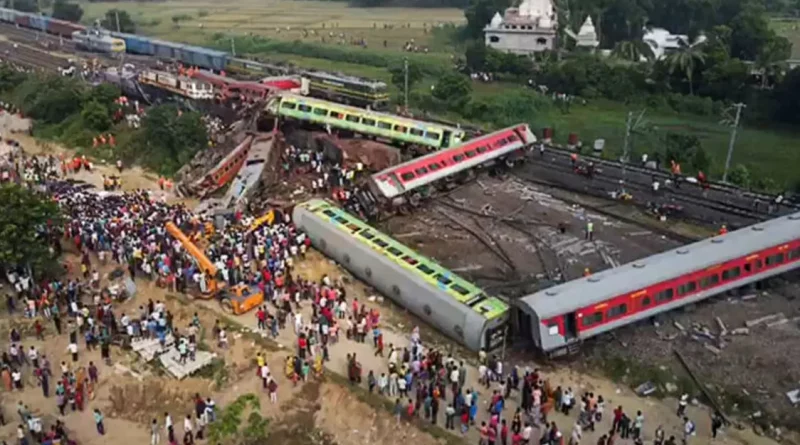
518, 212, 800, 354
267, 93, 466, 150
370, 124, 536, 203
293, 199, 509, 351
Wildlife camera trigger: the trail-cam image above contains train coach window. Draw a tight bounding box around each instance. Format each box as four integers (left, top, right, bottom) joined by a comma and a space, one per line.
401, 256, 418, 266
428, 163, 442, 172
362, 118, 376, 126
641, 296, 652, 307
371, 238, 389, 248
435, 274, 452, 286
330, 112, 344, 120
655, 288, 674, 303
281, 102, 297, 110
417, 263, 435, 275
700, 274, 719, 289
401, 172, 415, 181
359, 231, 376, 240
386, 246, 402, 256
493, 138, 508, 148
582, 311, 603, 327
298, 104, 312, 112
313, 108, 328, 116
333, 216, 348, 224
378, 121, 392, 130
789, 248, 800, 260
465, 150, 477, 158
453, 154, 465, 162
722, 267, 741, 281
346, 223, 361, 233
677, 281, 697, 296
409, 128, 424, 137
766, 253, 785, 266
346, 115, 360, 123
507, 134, 519, 142
607, 303, 627, 318
744, 262, 752, 273
476, 146, 488, 154
394, 125, 408, 133
452, 284, 471, 296
425, 132, 440, 140
415, 167, 429, 176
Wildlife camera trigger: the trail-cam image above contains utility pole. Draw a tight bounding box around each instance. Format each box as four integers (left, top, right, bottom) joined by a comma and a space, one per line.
722, 103, 746, 183
620, 111, 634, 193
403, 57, 409, 109
230, 38, 236, 57
115, 10, 121, 33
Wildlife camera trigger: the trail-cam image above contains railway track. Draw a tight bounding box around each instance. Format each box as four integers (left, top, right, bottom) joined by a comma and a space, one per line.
0, 40, 66, 71
536, 145, 798, 212
516, 156, 764, 227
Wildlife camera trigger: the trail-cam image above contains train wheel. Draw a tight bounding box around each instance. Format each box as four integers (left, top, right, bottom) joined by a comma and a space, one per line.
409, 193, 421, 207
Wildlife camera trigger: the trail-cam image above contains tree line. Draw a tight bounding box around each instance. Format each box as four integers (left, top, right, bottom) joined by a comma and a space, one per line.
0, 66, 208, 176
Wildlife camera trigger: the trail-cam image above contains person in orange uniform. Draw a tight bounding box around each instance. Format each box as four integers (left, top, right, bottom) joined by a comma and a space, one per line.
718, 225, 728, 235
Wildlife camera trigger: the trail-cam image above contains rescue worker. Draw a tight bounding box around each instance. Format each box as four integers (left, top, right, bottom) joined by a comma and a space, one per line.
585, 220, 594, 241
583, 268, 591, 277
570, 152, 578, 167
718, 225, 728, 235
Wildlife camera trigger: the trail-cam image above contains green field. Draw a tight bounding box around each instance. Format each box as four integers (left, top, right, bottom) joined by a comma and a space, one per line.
79, 0, 464, 50
529, 98, 800, 188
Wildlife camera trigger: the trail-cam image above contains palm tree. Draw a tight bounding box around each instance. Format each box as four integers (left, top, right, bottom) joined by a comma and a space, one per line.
612, 40, 655, 62
666, 40, 706, 95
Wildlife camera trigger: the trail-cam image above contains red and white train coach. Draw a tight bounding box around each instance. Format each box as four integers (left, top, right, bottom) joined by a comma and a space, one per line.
519, 212, 800, 355
369, 124, 536, 203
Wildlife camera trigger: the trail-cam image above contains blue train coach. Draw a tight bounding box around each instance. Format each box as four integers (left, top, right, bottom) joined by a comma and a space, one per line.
111, 32, 155, 56
178, 45, 227, 72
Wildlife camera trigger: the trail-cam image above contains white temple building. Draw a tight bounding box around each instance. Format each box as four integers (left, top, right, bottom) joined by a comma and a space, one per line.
484, 0, 558, 55
563, 16, 600, 50
642, 27, 707, 60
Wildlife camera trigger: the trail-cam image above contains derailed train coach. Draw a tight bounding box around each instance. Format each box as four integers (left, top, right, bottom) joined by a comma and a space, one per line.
293, 199, 509, 351
517, 211, 800, 355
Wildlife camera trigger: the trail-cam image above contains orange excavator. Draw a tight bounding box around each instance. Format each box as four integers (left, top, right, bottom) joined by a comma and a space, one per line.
165, 221, 264, 315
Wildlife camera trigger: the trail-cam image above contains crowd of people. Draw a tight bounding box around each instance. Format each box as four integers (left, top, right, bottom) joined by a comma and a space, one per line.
0, 115, 730, 445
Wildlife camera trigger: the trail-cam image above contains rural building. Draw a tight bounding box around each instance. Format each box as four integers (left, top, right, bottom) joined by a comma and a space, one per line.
484, 0, 558, 55
642, 27, 705, 60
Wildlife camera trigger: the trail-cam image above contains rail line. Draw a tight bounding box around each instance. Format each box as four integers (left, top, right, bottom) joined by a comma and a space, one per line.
537, 145, 798, 212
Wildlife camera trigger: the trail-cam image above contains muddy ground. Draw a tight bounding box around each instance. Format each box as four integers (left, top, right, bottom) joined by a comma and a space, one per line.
381, 174, 800, 439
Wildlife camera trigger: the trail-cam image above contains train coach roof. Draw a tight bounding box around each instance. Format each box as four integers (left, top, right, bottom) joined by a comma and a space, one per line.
520, 212, 800, 319
274, 93, 462, 131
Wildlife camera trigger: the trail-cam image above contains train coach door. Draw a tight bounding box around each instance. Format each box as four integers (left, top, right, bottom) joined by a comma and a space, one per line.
564, 312, 578, 340
442, 130, 452, 148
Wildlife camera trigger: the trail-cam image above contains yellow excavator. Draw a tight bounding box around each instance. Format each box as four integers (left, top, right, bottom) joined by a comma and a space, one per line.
165, 221, 264, 315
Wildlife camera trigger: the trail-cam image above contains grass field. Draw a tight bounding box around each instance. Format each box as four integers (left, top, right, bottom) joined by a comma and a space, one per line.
533, 98, 800, 188
79, 0, 464, 50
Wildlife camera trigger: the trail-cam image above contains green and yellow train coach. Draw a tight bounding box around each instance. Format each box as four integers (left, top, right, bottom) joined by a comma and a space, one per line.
266, 93, 466, 150
293, 199, 509, 351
